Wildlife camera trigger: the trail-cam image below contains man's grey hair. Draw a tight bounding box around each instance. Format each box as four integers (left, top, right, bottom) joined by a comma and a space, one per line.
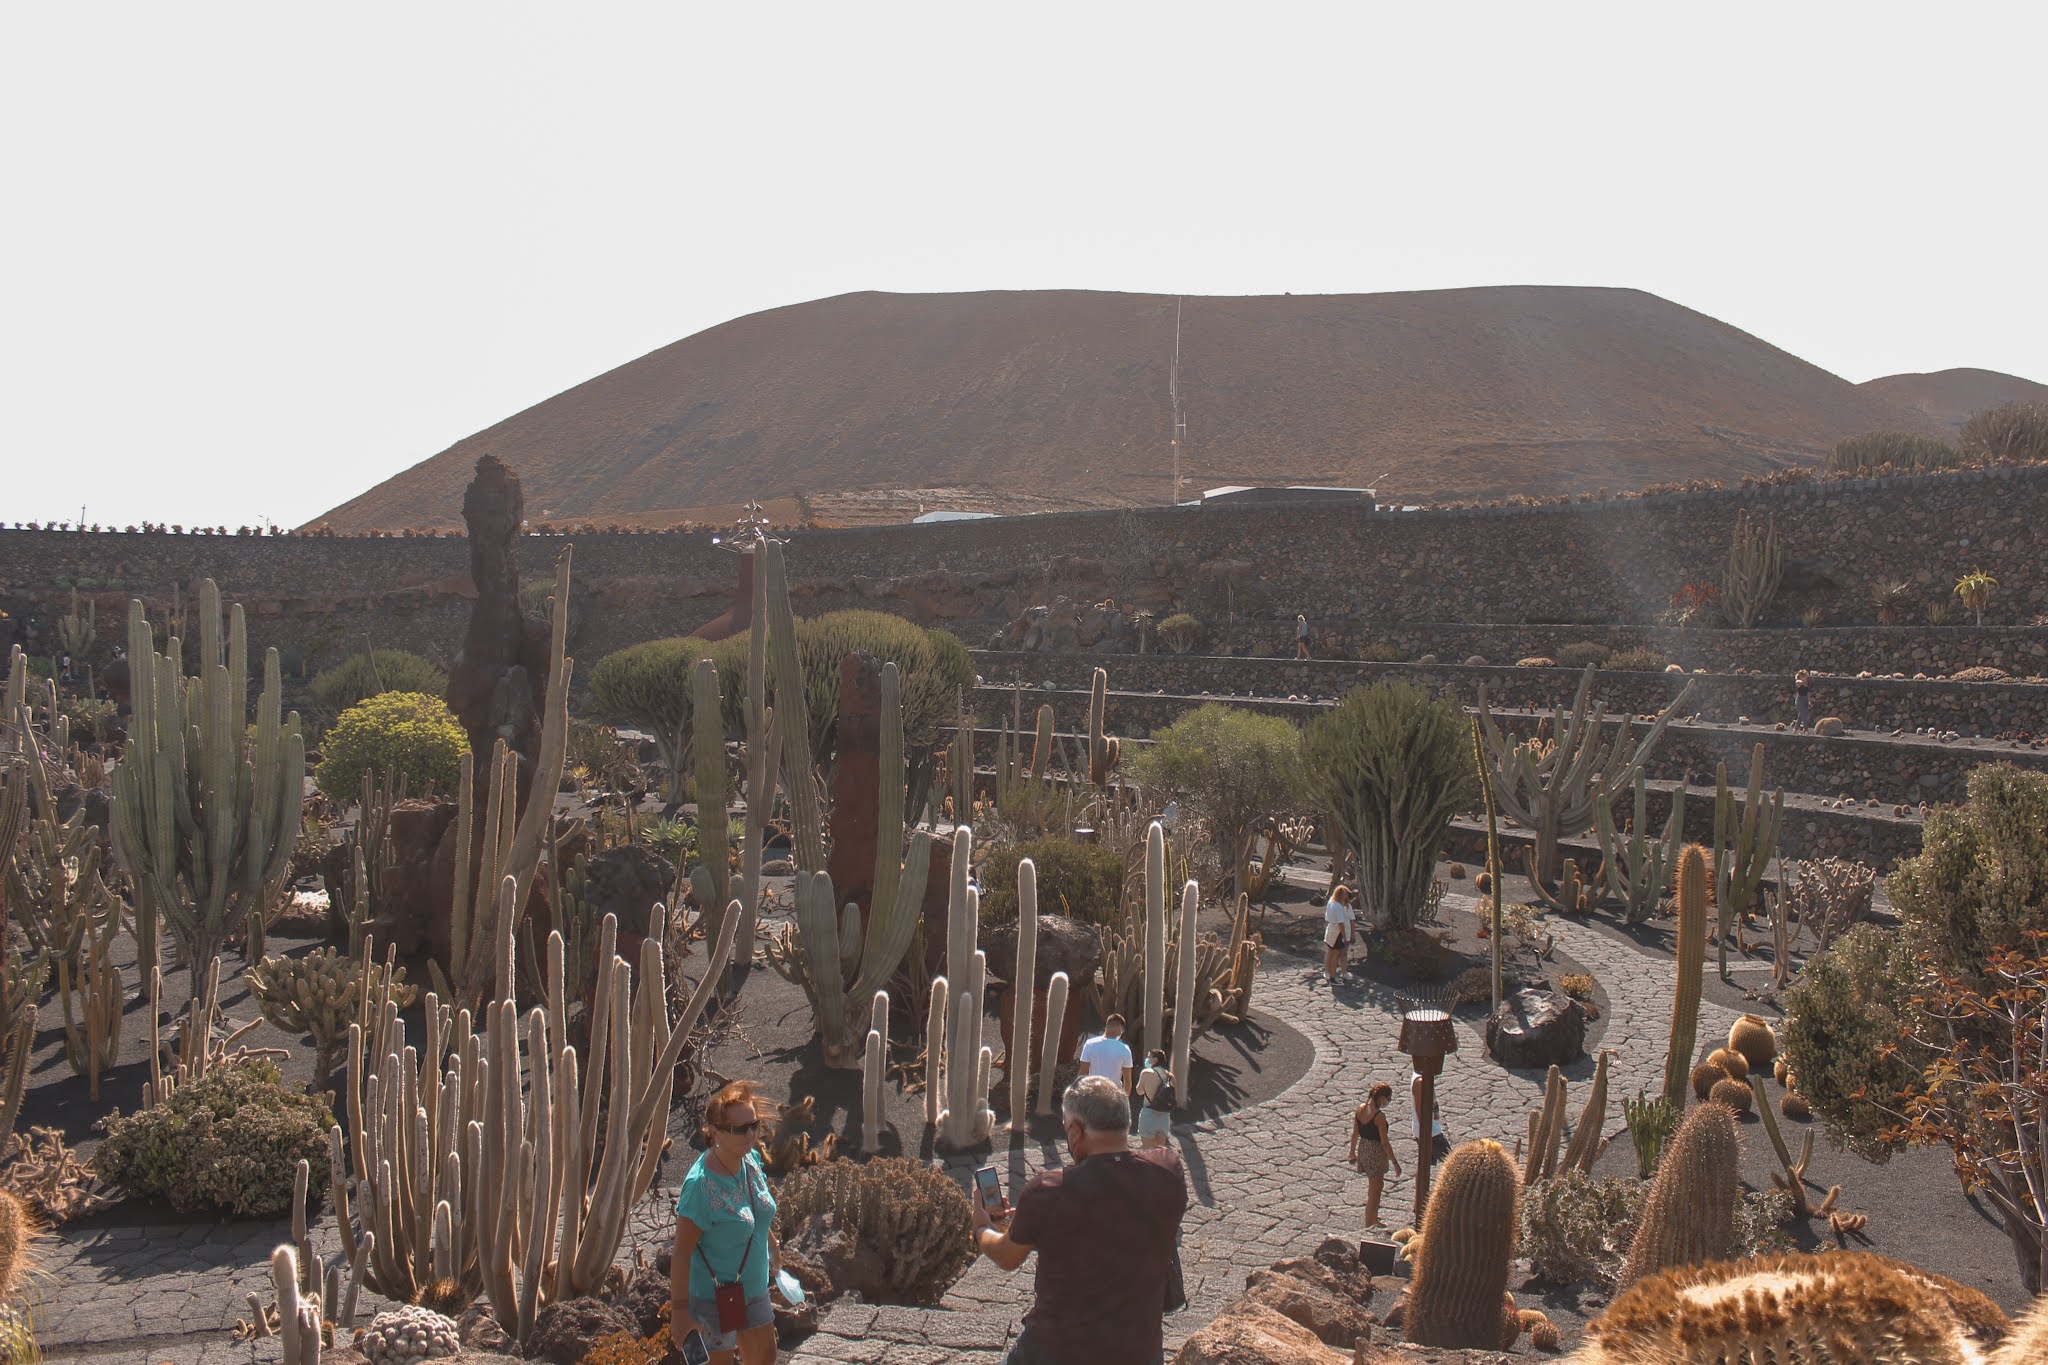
1062, 1074, 1131, 1133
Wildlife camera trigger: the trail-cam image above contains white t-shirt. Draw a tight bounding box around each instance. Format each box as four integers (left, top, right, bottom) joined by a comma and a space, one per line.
1079, 1034, 1133, 1082
1323, 898, 1354, 942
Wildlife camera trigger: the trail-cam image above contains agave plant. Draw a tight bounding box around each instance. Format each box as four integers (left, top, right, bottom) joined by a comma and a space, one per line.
1867, 579, 1915, 625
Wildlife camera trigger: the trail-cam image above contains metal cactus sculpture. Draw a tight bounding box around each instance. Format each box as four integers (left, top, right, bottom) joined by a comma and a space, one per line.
1476, 665, 1692, 885
1713, 743, 1783, 981
1722, 508, 1783, 629
1597, 773, 1685, 924
110, 580, 303, 975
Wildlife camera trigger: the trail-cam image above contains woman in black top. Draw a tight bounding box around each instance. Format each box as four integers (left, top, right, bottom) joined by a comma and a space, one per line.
1347, 1081, 1401, 1229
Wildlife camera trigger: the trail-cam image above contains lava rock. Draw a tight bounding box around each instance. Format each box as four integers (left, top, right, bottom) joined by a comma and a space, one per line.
1485, 988, 1587, 1069
523, 1297, 639, 1365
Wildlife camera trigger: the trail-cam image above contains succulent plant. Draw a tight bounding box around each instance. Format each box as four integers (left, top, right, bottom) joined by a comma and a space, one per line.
1662, 846, 1709, 1110
1712, 745, 1784, 980
356, 1305, 460, 1363
1620, 1101, 1739, 1290
247, 948, 414, 1084
773, 1156, 976, 1303
1406, 1139, 1522, 1349
1727, 1014, 1778, 1072
1708, 1077, 1754, 1114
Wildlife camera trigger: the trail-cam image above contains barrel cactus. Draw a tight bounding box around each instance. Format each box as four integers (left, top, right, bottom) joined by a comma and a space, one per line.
1708, 1077, 1754, 1115
1620, 1101, 1738, 1290
1727, 1013, 1778, 1072
1406, 1139, 1522, 1349
356, 1305, 460, 1363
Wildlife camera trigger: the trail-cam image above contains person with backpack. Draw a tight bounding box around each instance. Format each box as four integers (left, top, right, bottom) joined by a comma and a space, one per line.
1135, 1049, 1176, 1148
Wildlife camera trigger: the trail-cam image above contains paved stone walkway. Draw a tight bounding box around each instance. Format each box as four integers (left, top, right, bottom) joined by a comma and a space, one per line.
35, 895, 1733, 1364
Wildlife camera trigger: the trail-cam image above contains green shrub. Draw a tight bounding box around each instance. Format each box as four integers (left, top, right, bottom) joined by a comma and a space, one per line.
588, 637, 712, 782
1130, 702, 1306, 895
313, 691, 468, 802
58, 694, 118, 743
1603, 646, 1668, 672
1157, 613, 1203, 654
95, 1060, 333, 1217
979, 836, 1125, 929
1780, 923, 1919, 1159
1301, 682, 1478, 930
310, 650, 448, 714
1888, 763, 2048, 968
1960, 402, 2048, 463
1826, 431, 1963, 474
1356, 643, 1405, 663
1553, 641, 1611, 670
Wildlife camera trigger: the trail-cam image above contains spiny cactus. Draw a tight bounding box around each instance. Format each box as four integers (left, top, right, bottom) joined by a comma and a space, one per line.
0, 1190, 37, 1302
1707, 1077, 1754, 1114
1597, 773, 1684, 924
1086, 666, 1120, 787
772, 1156, 976, 1303
1620, 1100, 1739, 1290
111, 578, 304, 975
1691, 1061, 1729, 1101
1662, 846, 1708, 1110
1585, 1251, 2018, 1365
356, 1305, 459, 1362
1406, 1139, 1522, 1349
247, 948, 413, 1086
1722, 507, 1783, 629
1728, 1013, 1778, 1072
1476, 665, 1693, 883
1713, 744, 1784, 981
1559, 1051, 1612, 1175
1621, 1092, 1678, 1179
1707, 1046, 1751, 1080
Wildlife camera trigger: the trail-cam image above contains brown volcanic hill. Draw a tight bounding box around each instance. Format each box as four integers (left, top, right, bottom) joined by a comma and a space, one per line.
1858, 367, 2048, 435
316, 286, 1946, 530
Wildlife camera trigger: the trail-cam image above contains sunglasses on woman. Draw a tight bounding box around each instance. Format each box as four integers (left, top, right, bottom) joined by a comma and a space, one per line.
712, 1118, 761, 1135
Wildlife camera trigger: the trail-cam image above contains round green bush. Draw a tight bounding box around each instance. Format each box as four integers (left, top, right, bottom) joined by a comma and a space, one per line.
94, 1059, 333, 1217
310, 649, 448, 713
978, 836, 1126, 929
314, 691, 468, 802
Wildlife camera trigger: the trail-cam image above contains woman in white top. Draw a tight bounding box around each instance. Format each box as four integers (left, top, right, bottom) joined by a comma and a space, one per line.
1322, 885, 1355, 984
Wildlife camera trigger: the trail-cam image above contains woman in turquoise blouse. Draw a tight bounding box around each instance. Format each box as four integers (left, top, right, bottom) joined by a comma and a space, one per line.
670, 1080, 780, 1363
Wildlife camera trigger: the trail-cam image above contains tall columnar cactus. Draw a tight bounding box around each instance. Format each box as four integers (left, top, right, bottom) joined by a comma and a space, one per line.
931, 826, 993, 1148
337, 878, 738, 1339
1722, 507, 1783, 629
688, 657, 733, 945
270, 1243, 323, 1365
1597, 773, 1685, 924
1749, 1073, 1839, 1221
1662, 845, 1708, 1111
442, 549, 574, 1013
947, 693, 974, 819
924, 975, 947, 1131
726, 544, 781, 971
861, 989, 890, 1150
1476, 666, 1693, 883
1169, 878, 1198, 1099
1713, 743, 1784, 980
1036, 970, 1069, 1118
1405, 1139, 1522, 1349
1139, 822, 1167, 1058
1007, 858, 1038, 1133
110, 579, 304, 976
1559, 1050, 1612, 1176
1524, 1066, 1568, 1184
1087, 666, 1120, 788
1620, 1099, 1739, 1290
1028, 704, 1055, 783
1472, 719, 1504, 1012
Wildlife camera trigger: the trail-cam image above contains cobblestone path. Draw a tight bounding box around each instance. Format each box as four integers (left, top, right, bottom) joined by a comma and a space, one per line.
38, 895, 1731, 1364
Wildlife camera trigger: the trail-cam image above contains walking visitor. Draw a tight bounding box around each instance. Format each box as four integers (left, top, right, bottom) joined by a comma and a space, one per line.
1079, 1014, 1134, 1094
1347, 1081, 1402, 1229
1296, 613, 1311, 660
1135, 1048, 1176, 1148
1794, 668, 1812, 730
671, 1080, 782, 1365
1322, 885, 1355, 984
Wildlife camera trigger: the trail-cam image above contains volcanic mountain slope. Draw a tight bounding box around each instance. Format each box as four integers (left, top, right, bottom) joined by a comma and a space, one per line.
317, 286, 1946, 529
1858, 367, 2048, 436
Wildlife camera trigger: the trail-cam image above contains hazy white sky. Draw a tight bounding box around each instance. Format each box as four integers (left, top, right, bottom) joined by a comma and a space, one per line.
4, 3, 2043, 529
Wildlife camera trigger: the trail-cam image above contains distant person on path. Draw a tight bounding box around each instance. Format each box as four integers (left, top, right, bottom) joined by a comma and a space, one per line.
1347, 1081, 1402, 1229
1794, 669, 1812, 731
1410, 1072, 1449, 1164
1080, 1014, 1134, 1096
1322, 885, 1355, 984
973, 1075, 1189, 1365
1296, 614, 1311, 660
671, 1080, 781, 1365
1135, 1049, 1176, 1149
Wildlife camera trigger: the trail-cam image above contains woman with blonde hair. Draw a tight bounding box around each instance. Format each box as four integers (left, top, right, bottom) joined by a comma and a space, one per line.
1322, 884, 1356, 984
1347, 1081, 1401, 1228
671, 1080, 781, 1364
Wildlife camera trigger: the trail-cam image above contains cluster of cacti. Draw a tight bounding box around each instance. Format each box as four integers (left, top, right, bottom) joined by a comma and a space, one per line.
1091, 823, 1247, 1048
247, 947, 414, 1084
687, 630, 781, 972
1086, 666, 1121, 787
110, 578, 304, 975
355, 1305, 460, 1363
1620, 1101, 1739, 1290
862, 988, 890, 1150
1404, 1139, 1523, 1348
1728, 1013, 1777, 1071
55, 587, 96, 660
1722, 507, 1783, 628
771, 1155, 976, 1303
249, 1240, 351, 1365
332, 767, 406, 955
1584, 1250, 2048, 1365
1713, 744, 1784, 980
145, 957, 285, 1108
1782, 856, 1876, 950
336, 878, 738, 1340
438, 550, 574, 1014
1476, 666, 1693, 884
1597, 774, 1685, 924
923, 826, 993, 1148
1661, 845, 1709, 1110
1470, 719, 1505, 1010
1620, 1094, 1678, 1181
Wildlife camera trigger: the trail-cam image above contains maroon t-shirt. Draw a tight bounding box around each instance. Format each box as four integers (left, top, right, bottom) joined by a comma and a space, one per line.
1006, 1147, 1188, 1365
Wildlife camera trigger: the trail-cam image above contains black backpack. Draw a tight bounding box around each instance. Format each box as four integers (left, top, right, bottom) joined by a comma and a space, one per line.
1145, 1068, 1176, 1112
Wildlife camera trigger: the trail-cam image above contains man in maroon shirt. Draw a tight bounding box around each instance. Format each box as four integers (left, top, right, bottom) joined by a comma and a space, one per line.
972, 1074, 1189, 1364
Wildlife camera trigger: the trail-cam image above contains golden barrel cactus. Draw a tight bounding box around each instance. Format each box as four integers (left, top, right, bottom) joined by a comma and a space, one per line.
1405, 1139, 1522, 1349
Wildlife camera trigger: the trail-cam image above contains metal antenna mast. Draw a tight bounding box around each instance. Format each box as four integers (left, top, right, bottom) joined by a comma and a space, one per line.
1169, 298, 1187, 504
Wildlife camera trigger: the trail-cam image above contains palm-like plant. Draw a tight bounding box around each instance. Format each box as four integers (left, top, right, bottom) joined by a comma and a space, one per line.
1868, 580, 1915, 625
1954, 571, 1998, 627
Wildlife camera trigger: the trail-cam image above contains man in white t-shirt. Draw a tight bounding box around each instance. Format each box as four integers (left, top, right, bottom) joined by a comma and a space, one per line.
1078, 1014, 1134, 1095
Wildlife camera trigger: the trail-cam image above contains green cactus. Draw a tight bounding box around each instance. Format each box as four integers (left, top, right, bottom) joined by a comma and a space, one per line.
687, 656, 733, 947
1597, 773, 1684, 924
110, 579, 304, 976
1619, 1099, 1739, 1290
1087, 666, 1120, 787
247, 947, 413, 1086
1405, 1138, 1522, 1349
1662, 845, 1708, 1110
1714, 744, 1784, 980
1029, 702, 1054, 782
1006, 858, 1037, 1133
1722, 507, 1783, 629
1621, 1091, 1678, 1179
933, 826, 992, 1148
1477, 666, 1693, 884
1559, 1050, 1612, 1176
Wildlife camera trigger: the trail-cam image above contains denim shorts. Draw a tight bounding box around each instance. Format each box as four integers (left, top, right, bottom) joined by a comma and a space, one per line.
686, 1292, 774, 1352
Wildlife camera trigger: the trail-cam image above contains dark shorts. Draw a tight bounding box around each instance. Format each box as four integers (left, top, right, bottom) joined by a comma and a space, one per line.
1005, 1324, 1164, 1365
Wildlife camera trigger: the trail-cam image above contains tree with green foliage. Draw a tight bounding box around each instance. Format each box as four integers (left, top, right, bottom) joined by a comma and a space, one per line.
314, 691, 468, 803
1130, 702, 1306, 896
588, 636, 711, 785
309, 649, 447, 714
1301, 682, 1478, 930
976, 835, 1126, 929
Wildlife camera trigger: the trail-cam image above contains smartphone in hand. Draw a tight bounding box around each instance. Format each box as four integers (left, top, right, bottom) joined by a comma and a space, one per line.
679, 1328, 712, 1365
974, 1164, 1007, 1216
